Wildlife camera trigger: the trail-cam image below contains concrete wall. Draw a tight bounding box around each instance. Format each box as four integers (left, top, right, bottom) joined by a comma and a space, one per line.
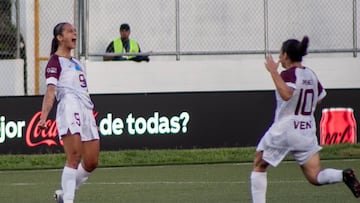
86, 54, 360, 94
0, 59, 24, 96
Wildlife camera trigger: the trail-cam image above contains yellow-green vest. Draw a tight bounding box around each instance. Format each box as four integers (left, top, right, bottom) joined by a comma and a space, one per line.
113, 38, 140, 59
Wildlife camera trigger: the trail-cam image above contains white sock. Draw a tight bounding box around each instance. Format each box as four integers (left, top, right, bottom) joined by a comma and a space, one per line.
317, 168, 343, 185
251, 171, 267, 203
64, 201, 74, 203
76, 163, 91, 189
61, 166, 77, 201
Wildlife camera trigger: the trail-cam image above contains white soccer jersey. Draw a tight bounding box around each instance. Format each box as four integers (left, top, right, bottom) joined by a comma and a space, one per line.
257, 66, 326, 167
45, 55, 94, 109
274, 66, 326, 127
45, 55, 99, 140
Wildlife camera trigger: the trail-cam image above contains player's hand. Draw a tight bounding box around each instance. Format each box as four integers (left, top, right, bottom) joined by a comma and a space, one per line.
38, 120, 48, 130
264, 55, 280, 74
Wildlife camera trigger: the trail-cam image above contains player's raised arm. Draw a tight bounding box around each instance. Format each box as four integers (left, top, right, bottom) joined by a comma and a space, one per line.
265, 55, 293, 101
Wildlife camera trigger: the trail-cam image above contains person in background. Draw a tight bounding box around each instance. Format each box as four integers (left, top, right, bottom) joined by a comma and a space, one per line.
103, 23, 149, 62
250, 36, 360, 203
39, 22, 100, 203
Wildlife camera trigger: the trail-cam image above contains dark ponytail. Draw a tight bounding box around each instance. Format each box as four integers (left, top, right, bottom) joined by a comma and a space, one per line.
50, 22, 67, 55
298, 36, 309, 57
50, 38, 59, 56
281, 36, 310, 62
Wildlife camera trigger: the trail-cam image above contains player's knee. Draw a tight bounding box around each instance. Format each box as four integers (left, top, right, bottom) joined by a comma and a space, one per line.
83, 159, 98, 172
253, 155, 269, 172
66, 158, 81, 169
253, 163, 268, 172
65, 151, 81, 167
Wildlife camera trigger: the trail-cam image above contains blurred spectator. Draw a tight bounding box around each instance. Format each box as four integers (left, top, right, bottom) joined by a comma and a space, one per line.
103, 23, 149, 62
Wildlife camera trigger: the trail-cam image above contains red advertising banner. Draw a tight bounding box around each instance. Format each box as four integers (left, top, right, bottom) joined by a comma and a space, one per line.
320, 108, 357, 145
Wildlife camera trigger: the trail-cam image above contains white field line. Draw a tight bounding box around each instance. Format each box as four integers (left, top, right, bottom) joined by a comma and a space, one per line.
2, 159, 359, 186
6, 180, 309, 186
0, 159, 359, 174
87, 180, 308, 185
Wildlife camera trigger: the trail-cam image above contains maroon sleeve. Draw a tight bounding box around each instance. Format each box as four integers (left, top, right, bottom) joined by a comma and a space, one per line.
280, 67, 297, 83
317, 81, 324, 96
45, 55, 61, 80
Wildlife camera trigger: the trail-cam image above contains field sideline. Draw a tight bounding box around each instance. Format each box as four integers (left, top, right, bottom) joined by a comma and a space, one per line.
1, 160, 360, 203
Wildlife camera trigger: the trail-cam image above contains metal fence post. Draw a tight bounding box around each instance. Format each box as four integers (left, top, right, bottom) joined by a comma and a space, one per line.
15, 0, 20, 59
353, 0, 358, 57
175, 0, 180, 61
84, 0, 89, 60
74, 0, 80, 59
76, 0, 87, 60
263, 0, 269, 58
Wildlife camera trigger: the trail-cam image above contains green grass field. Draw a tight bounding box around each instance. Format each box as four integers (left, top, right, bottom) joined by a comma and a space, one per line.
1, 159, 360, 203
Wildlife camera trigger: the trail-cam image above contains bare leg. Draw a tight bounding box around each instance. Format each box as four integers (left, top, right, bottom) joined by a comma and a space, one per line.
81, 139, 100, 172
301, 152, 360, 198
76, 139, 100, 189
300, 152, 342, 185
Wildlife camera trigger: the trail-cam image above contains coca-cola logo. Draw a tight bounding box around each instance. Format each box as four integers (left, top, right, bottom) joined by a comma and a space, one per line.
320, 108, 357, 145
26, 112, 60, 147
25, 111, 99, 147
323, 125, 354, 145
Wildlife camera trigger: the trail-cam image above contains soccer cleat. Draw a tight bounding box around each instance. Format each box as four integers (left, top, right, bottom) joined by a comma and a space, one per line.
54, 189, 64, 203
343, 168, 360, 198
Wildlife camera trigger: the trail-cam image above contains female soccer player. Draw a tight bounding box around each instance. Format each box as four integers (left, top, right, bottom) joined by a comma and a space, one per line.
38, 22, 100, 203
250, 36, 360, 203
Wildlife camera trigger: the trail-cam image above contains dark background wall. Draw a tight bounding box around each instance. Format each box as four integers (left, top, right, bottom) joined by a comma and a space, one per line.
0, 89, 358, 154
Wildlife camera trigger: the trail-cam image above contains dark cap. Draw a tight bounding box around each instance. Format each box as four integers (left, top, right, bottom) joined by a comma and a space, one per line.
120, 23, 130, 31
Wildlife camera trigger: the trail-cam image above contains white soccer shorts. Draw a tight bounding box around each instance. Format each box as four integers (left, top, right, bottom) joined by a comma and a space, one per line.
256, 120, 322, 167
56, 95, 99, 141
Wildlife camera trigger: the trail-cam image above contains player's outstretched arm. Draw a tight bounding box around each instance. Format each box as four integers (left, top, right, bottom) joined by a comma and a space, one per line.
39, 84, 56, 129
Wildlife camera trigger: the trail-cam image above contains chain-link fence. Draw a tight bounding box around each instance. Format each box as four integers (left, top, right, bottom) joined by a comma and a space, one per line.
0, 0, 26, 96
88, 0, 265, 57
37, 0, 75, 95
268, 0, 355, 52
0, 0, 359, 96
0, 0, 24, 59
86, 0, 359, 59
